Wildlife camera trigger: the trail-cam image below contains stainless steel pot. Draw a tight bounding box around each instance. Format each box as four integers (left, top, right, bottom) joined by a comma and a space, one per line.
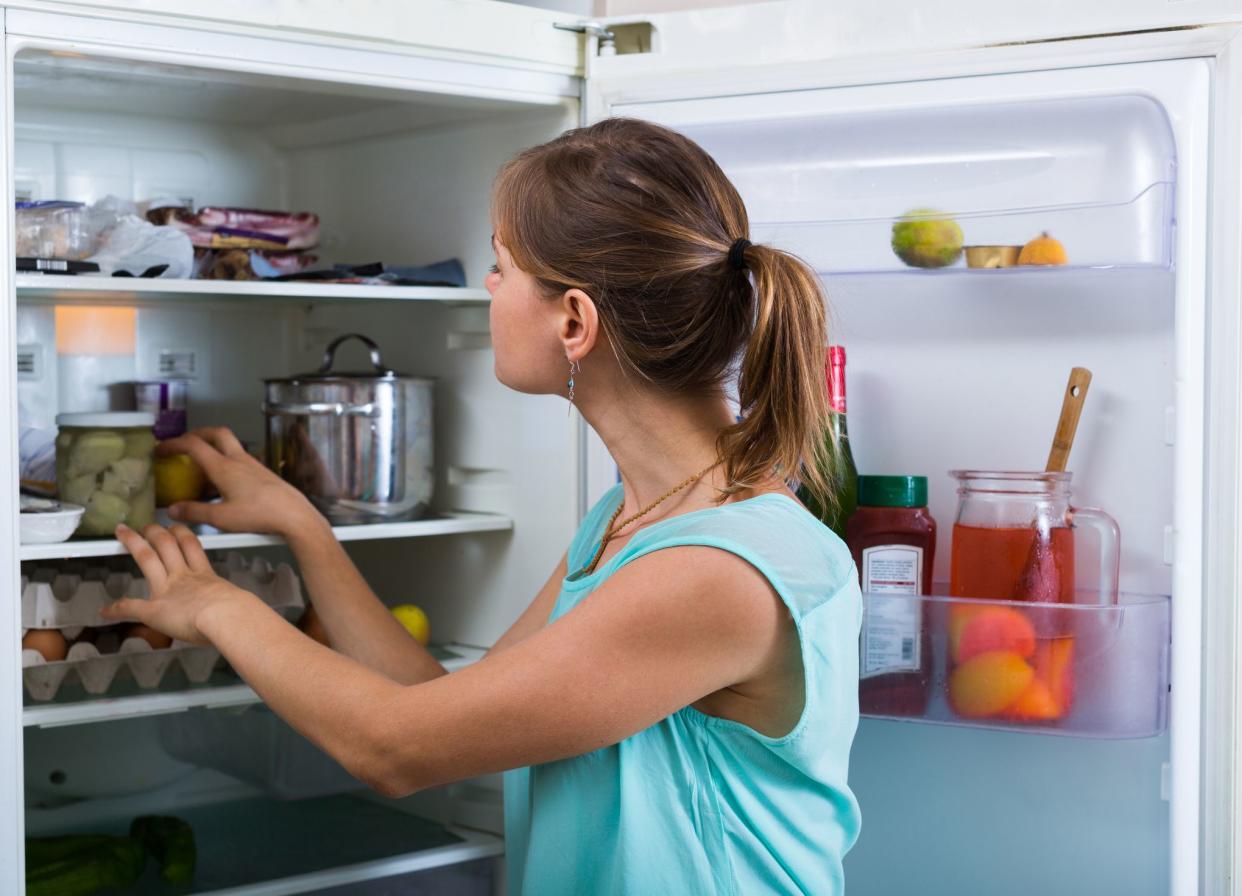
263, 334, 433, 525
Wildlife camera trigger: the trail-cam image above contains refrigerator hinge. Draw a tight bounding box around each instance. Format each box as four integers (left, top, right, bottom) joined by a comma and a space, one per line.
554, 21, 617, 57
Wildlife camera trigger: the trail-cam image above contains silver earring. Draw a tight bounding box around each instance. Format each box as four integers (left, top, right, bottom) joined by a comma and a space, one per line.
567, 360, 581, 404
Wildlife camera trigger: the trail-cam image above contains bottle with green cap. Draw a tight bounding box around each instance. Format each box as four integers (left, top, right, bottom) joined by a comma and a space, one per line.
847, 474, 937, 718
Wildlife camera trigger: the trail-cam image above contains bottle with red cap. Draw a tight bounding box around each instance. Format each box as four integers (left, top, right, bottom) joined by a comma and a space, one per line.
797, 345, 858, 539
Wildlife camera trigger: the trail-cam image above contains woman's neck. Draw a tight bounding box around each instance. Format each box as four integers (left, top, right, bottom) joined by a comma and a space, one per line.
577, 384, 735, 513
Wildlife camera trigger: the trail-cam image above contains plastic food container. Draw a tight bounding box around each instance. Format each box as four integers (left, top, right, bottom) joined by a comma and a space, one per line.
55, 412, 156, 537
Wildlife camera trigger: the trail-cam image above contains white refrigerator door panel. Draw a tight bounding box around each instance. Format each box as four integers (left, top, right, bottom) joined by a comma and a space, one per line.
594, 58, 1210, 896
592, 0, 1241, 82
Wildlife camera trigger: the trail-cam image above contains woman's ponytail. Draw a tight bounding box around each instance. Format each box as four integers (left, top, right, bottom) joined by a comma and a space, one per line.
717, 244, 834, 506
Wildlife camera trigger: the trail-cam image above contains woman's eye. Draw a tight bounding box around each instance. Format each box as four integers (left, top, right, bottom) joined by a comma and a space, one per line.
489, 263, 500, 275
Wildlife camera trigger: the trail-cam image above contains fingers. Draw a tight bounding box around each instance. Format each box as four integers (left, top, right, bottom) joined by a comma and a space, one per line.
100, 597, 154, 624
143, 524, 188, 576
115, 524, 168, 592
166, 500, 219, 528
156, 434, 227, 481
192, 427, 248, 458
170, 524, 212, 573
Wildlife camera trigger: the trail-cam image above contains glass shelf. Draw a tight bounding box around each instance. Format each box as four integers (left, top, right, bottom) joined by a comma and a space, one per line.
859, 591, 1169, 738
27, 792, 502, 896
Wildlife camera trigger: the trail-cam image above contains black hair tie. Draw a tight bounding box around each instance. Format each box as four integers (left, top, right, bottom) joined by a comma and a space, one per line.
727, 238, 752, 271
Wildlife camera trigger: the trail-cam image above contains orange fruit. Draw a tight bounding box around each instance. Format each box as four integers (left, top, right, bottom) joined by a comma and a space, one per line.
1017, 232, 1068, 266
1004, 678, 1062, 721
948, 651, 1035, 718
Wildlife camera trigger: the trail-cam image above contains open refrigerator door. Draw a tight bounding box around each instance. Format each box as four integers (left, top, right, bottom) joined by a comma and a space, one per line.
585, 43, 1228, 896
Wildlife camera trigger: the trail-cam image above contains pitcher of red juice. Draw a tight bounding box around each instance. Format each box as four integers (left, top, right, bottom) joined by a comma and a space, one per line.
945, 471, 1119, 724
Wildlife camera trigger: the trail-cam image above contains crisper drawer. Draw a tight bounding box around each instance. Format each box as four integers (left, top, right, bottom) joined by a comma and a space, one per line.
859, 591, 1170, 738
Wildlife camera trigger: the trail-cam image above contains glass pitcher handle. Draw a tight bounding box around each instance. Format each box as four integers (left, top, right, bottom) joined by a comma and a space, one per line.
1069, 505, 1120, 605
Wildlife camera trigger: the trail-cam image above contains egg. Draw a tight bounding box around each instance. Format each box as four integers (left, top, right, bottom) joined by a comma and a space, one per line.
299, 605, 331, 647
124, 624, 172, 650
22, 629, 68, 662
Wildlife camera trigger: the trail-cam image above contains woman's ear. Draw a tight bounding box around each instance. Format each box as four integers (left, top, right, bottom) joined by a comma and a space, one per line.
557, 288, 600, 363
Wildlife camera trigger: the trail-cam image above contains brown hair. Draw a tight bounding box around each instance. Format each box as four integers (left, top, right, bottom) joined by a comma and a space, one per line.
492, 117, 835, 505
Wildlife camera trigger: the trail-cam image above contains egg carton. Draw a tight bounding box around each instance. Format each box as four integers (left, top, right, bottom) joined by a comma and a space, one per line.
21, 553, 305, 701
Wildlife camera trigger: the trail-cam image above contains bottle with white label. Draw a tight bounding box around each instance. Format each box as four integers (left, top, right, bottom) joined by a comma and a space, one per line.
846, 475, 936, 717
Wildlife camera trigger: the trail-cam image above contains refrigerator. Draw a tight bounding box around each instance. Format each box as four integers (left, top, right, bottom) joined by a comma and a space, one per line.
3, 1, 1241, 893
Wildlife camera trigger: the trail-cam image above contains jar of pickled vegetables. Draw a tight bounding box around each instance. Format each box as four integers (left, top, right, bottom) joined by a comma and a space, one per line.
55, 412, 156, 537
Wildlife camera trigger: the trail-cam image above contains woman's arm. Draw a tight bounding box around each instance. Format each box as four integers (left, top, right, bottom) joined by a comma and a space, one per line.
286, 517, 447, 684
104, 525, 791, 798
158, 428, 444, 684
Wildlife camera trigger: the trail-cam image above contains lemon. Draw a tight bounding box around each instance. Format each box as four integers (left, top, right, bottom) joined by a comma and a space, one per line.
391, 604, 430, 645
153, 454, 207, 507
891, 208, 964, 268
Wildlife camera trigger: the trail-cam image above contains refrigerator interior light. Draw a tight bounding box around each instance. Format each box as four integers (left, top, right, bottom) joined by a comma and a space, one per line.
54, 306, 136, 356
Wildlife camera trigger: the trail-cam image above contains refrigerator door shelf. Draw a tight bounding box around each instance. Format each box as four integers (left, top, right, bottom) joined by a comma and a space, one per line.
755, 180, 1174, 276
859, 590, 1170, 739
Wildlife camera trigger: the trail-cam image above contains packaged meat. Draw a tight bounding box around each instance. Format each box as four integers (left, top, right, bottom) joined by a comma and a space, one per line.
151, 205, 319, 251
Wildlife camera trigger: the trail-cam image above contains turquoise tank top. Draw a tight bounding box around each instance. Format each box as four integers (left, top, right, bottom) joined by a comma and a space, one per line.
503, 485, 863, 894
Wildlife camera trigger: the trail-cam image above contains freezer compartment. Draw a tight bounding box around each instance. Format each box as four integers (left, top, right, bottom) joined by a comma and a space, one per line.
24, 791, 501, 895
860, 591, 1169, 738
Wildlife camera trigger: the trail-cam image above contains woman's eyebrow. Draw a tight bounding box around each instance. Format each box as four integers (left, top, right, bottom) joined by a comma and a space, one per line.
491, 234, 497, 252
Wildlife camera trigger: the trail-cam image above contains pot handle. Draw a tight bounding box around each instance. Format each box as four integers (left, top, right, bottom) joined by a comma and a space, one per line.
319, 333, 392, 376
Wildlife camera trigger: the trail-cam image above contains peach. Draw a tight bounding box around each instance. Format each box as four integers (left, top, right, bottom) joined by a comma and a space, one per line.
953, 607, 1037, 664
1004, 678, 1061, 721
948, 650, 1035, 719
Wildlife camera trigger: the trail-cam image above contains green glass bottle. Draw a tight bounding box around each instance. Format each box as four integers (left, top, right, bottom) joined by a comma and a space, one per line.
798, 345, 859, 539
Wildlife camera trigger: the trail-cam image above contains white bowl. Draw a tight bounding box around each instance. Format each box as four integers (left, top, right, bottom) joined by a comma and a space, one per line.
20, 497, 85, 544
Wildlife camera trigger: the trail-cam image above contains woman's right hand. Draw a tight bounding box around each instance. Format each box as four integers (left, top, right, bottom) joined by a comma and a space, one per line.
157, 427, 322, 539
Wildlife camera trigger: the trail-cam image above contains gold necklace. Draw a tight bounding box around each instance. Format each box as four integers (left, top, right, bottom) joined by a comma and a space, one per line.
584, 459, 723, 575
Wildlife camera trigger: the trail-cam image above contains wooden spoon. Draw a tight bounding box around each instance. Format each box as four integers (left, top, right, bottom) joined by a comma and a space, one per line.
1012, 367, 1092, 602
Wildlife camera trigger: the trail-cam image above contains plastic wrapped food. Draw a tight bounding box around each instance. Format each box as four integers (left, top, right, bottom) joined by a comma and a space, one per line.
55, 413, 156, 537
150, 205, 319, 251
15, 202, 98, 260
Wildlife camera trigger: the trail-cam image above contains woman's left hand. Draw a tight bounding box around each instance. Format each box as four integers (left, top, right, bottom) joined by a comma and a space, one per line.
101, 523, 255, 645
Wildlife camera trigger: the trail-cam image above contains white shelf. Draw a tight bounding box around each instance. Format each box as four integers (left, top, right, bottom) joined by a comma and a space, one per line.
19, 512, 513, 561
23, 644, 485, 728
14, 274, 491, 305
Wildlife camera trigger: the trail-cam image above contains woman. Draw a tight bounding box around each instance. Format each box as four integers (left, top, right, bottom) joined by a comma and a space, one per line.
103, 118, 862, 894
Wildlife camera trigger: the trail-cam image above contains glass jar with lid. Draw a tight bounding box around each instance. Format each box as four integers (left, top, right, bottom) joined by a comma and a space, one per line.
55, 412, 157, 537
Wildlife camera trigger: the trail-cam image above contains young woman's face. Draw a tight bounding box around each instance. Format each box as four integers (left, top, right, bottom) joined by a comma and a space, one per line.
486, 236, 566, 396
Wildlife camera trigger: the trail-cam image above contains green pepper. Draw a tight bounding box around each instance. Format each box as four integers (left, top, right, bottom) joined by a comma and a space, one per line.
130, 815, 196, 885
